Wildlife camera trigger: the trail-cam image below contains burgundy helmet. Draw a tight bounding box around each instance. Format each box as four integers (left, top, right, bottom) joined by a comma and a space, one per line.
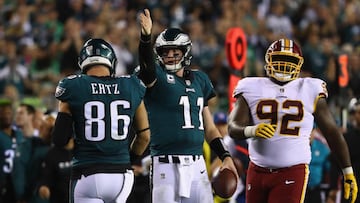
264, 38, 304, 82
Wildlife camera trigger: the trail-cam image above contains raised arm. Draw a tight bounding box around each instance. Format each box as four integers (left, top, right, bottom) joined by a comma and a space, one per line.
138, 9, 156, 87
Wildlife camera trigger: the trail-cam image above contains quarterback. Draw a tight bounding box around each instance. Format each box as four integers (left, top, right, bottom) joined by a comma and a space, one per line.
137, 9, 238, 203
228, 38, 358, 203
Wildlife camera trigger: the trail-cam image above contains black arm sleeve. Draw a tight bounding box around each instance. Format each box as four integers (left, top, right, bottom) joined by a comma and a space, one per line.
138, 33, 156, 85
52, 112, 73, 147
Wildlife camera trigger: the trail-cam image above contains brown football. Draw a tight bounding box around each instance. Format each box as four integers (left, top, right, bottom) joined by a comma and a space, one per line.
211, 168, 237, 199
233, 157, 244, 176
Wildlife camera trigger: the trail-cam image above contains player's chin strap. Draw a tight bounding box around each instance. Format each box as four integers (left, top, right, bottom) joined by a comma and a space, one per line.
210, 137, 231, 161
183, 67, 193, 81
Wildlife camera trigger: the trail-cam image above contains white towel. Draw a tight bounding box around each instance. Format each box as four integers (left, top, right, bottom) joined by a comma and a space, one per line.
177, 156, 194, 198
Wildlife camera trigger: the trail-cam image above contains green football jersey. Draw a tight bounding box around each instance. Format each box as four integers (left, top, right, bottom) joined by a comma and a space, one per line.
55, 74, 146, 167
12, 136, 32, 200
145, 66, 216, 156
23, 138, 50, 202
0, 127, 24, 199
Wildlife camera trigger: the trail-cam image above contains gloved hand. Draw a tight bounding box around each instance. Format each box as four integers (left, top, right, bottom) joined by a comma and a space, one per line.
244, 123, 276, 139
343, 173, 358, 203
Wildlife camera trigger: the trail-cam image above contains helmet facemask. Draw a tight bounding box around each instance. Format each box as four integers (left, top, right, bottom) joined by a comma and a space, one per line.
265, 52, 303, 82
264, 39, 304, 82
156, 45, 191, 73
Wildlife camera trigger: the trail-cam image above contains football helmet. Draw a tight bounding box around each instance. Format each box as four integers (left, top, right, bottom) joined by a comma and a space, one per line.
78, 38, 118, 76
264, 38, 304, 82
154, 28, 192, 72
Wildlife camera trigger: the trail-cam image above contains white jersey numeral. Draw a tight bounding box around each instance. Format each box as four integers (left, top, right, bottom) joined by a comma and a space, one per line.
3, 149, 14, 173
179, 96, 204, 130
84, 100, 131, 141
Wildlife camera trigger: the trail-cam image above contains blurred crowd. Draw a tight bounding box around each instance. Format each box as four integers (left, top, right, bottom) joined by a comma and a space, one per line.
0, 0, 359, 115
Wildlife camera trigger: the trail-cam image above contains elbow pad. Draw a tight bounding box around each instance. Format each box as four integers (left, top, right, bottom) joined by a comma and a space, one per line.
52, 112, 73, 147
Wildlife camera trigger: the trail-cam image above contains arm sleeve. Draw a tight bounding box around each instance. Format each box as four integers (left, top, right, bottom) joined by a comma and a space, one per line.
52, 112, 73, 147
137, 33, 156, 85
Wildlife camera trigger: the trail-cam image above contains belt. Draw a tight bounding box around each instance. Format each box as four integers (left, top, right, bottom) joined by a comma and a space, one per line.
157, 155, 201, 163
71, 163, 131, 180
250, 162, 305, 173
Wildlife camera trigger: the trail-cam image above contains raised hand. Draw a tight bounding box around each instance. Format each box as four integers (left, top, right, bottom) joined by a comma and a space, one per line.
139, 9, 152, 35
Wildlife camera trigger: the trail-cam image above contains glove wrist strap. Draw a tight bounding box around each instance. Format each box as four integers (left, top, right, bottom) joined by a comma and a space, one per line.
342, 167, 354, 175
244, 126, 256, 138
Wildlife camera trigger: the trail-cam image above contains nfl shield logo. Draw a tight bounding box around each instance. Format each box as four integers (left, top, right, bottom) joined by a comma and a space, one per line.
167, 74, 175, 84
55, 86, 66, 97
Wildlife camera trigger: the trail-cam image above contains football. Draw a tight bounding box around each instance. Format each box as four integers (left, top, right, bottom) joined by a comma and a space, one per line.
211, 168, 237, 199
233, 157, 244, 176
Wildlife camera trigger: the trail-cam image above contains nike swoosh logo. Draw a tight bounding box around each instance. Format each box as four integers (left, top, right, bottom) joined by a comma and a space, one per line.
285, 180, 295, 185
200, 170, 206, 174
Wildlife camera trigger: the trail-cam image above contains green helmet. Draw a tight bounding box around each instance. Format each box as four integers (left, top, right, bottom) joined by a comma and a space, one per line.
154, 28, 192, 73
78, 38, 118, 76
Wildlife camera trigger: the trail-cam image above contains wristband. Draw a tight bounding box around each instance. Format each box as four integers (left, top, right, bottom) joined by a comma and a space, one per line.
220, 152, 231, 161
342, 167, 354, 175
244, 126, 256, 137
209, 138, 231, 161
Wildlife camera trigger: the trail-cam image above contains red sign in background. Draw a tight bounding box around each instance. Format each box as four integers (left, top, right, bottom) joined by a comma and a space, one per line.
226, 27, 247, 112
338, 54, 349, 88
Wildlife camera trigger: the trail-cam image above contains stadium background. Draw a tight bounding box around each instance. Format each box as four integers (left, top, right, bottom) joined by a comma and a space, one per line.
0, 0, 359, 124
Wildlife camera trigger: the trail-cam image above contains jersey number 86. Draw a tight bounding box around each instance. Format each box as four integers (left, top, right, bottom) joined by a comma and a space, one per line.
84, 100, 130, 141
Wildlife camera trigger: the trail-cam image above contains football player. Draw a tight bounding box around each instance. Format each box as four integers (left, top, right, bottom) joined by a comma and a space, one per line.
52, 38, 150, 203
228, 38, 358, 203
0, 100, 24, 202
138, 9, 238, 203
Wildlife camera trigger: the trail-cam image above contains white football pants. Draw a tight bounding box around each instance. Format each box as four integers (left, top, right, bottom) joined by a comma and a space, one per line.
72, 170, 134, 203
151, 155, 213, 203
